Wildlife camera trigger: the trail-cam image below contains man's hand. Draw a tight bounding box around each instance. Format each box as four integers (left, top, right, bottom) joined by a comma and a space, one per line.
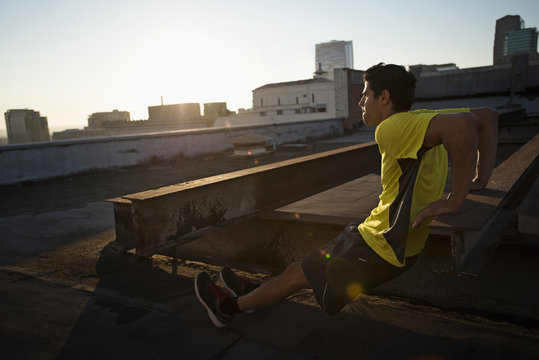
412, 198, 458, 229
470, 178, 487, 191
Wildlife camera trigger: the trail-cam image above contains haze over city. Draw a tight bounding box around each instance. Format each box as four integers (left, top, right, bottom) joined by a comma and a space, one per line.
1, 0, 538, 132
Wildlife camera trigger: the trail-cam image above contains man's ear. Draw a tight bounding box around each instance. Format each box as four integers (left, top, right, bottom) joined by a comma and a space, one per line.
380, 89, 391, 105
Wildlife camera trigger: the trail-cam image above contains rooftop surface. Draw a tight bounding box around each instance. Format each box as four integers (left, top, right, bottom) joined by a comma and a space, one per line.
1, 130, 539, 360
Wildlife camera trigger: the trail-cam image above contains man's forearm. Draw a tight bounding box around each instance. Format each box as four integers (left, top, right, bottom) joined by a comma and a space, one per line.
445, 116, 478, 210
412, 112, 479, 227
470, 108, 498, 189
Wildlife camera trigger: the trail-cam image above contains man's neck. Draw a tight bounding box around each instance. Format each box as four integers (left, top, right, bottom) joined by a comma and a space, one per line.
379, 108, 398, 124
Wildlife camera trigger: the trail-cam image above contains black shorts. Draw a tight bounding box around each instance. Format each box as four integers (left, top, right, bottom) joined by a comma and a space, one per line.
301, 223, 417, 315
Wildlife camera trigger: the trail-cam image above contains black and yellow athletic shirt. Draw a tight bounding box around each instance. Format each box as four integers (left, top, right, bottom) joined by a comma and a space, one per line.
358, 109, 469, 267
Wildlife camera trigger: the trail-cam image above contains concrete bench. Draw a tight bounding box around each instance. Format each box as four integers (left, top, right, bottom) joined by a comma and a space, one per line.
109, 133, 539, 275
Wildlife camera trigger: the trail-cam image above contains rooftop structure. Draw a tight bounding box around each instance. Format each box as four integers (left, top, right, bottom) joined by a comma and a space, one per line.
148, 103, 201, 124
87, 109, 131, 128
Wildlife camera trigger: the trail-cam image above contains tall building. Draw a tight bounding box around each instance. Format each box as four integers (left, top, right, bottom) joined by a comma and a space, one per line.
504, 28, 538, 57
4, 109, 50, 144
493, 15, 539, 64
315, 40, 353, 80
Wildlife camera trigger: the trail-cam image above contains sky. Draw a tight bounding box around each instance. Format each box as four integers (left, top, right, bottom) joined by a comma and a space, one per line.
1, 0, 538, 131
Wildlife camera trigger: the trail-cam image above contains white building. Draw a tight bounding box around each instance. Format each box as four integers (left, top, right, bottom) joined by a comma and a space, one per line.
214, 77, 337, 128
253, 77, 335, 116
315, 40, 354, 80
213, 40, 355, 129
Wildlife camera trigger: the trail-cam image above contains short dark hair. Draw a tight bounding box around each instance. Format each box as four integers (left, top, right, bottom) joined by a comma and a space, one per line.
363, 63, 417, 112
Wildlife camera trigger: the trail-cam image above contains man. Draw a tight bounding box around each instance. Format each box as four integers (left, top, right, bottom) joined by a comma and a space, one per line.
195, 63, 499, 328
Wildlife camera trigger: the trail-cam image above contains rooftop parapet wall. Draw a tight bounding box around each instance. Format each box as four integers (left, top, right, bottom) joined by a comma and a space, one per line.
0, 118, 344, 186
337, 59, 538, 108
415, 58, 539, 99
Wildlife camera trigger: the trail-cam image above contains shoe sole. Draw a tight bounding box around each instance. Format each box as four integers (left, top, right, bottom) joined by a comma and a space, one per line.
194, 273, 227, 328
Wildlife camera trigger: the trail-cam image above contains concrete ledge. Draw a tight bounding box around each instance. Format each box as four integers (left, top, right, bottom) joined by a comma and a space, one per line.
109, 142, 381, 255
0, 117, 344, 186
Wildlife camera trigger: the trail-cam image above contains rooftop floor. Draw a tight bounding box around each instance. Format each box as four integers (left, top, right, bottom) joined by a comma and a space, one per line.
1, 131, 539, 360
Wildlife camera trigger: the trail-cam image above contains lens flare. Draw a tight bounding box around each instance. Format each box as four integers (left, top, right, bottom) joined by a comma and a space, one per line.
346, 281, 363, 299
320, 249, 331, 259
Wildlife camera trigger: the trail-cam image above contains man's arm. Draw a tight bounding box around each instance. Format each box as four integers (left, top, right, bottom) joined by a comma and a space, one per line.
469, 108, 499, 190
412, 111, 481, 228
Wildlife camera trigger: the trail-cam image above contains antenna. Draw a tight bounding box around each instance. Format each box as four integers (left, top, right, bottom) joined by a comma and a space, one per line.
314, 62, 327, 77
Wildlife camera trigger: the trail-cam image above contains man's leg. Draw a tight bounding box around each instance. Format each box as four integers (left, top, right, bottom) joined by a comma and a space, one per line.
237, 261, 311, 311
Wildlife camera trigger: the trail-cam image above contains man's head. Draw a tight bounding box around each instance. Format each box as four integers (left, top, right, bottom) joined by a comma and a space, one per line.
362, 63, 417, 113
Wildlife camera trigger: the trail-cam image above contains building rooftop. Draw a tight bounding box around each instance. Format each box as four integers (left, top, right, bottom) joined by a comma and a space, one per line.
1, 131, 538, 359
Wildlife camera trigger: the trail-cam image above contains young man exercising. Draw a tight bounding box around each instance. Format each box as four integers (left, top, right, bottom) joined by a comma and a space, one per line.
195, 63, 499, 328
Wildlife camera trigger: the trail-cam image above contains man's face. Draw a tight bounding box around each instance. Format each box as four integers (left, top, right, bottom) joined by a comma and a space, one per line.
359, 81, 382, 126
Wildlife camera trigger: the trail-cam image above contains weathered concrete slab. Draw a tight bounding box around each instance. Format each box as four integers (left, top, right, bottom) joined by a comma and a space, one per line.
0, 202, 114, 265
114, 142, 380, 255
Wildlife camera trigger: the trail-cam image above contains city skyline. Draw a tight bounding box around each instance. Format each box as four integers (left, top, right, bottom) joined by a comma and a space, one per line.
1, 0, 538, 132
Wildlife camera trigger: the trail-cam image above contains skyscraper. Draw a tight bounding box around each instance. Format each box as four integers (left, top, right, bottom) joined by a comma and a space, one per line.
492, 15, 538, 64
504, 28, 538, 57
315, 40, 353, 80
494, 15, 524, 64
4, 109, 50, 144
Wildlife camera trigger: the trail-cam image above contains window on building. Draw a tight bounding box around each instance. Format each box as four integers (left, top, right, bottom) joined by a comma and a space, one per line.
296, 97, 299, 104
312, 94, 315, 102
260, 98, 263, 107
260, 111, 266, 116
278, 98, 281, 105
277, 110, 283, 115
317, 107, 326, 113
295, 109, 301, 114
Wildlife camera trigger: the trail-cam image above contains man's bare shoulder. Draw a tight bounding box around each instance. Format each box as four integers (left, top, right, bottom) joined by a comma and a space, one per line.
423, 112, 478, 148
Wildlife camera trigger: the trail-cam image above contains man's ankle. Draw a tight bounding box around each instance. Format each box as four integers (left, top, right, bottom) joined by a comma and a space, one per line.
220, 296, 241, 315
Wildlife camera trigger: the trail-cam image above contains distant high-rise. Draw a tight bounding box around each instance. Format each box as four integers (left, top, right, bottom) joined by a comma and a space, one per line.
4, 109, 50, 144
504, 27, 538, 57
493, 15, 538, 64
315, 41, 353, 80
